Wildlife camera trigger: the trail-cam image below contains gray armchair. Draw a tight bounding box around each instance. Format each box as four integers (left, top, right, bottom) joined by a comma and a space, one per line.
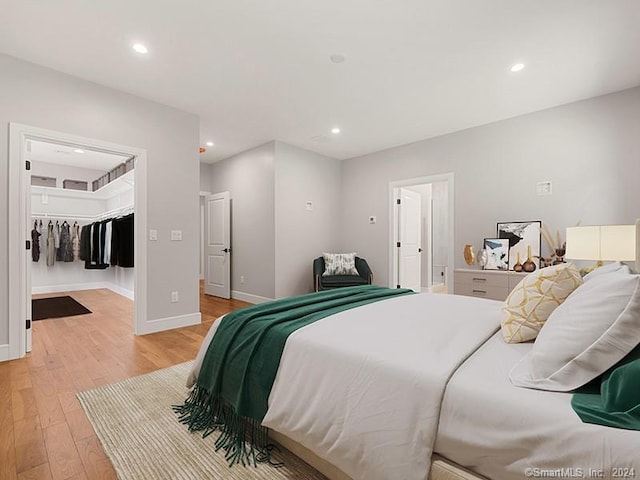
313, 256, 373, 292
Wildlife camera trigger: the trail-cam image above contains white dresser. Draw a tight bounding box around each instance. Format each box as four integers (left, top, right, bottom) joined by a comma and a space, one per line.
454, 268, 529, 301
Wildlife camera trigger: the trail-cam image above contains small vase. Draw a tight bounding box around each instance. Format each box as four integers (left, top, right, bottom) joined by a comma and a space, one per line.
522, 245, 537, 273
513, 252, 523, 272
463, 244, 475, 265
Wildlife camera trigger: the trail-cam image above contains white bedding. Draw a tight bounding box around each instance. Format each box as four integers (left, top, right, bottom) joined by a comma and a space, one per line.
189, 292, 501, 480
435, 332, 640, 480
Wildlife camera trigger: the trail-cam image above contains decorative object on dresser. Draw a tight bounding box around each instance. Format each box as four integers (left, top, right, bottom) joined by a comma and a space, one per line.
463, 244, 475, 265
454, 268, 528, 301
497, 220, 542, 271
482, 238, 509, 270
540, 224, 567, 267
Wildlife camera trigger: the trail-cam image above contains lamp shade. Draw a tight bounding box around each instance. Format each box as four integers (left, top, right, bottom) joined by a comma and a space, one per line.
565, 226, 600, 260
601, 225, 635, 261
566, 225, 636, 262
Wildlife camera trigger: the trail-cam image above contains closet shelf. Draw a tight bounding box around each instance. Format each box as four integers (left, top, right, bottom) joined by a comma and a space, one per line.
32, 169, 133, 200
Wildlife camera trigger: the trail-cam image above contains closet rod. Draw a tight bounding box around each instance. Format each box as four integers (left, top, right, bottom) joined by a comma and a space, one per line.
32, 205, 133, 222
32, 212, 95, 220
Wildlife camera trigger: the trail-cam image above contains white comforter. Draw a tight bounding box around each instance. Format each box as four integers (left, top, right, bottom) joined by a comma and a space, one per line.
188, 293, 501, 480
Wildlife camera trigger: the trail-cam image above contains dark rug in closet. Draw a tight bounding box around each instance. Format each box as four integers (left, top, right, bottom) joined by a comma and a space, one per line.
32, 296, 92, 321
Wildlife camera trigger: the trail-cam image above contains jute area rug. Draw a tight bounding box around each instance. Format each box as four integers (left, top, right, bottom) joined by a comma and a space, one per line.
77, 361, 326, 480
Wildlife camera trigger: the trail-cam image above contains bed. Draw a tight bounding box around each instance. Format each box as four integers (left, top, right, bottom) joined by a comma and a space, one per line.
185, 237, 640, 480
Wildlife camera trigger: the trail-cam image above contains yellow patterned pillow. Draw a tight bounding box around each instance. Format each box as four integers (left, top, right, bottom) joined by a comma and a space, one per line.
501, 263, 582, 344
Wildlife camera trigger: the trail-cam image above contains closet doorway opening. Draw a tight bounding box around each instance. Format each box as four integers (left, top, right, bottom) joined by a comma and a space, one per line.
389, 173, 454, 293
8, 124, 148, 361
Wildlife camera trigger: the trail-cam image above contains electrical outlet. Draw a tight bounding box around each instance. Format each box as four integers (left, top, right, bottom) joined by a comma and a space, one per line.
171, 291, 179, 303
149, 229, 158, 241
171, 230, 182, 241
240, 275, 245, 284
305, 201, 313, 211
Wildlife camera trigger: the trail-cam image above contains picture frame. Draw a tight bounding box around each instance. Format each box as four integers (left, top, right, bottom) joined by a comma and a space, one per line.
497, 220, 542, 271
483, 238, 510, 270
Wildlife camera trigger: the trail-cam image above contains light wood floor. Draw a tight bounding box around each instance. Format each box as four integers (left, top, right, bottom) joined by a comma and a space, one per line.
0, 284, 249, 480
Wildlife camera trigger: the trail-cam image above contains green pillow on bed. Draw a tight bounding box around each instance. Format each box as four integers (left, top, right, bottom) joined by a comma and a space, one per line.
572, 344, 640, 430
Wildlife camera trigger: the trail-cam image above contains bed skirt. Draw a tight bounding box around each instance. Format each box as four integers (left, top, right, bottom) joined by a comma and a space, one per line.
270, 430, 487, 480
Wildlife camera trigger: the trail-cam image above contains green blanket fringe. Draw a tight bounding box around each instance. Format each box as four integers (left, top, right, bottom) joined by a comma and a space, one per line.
173, 385, 281, 467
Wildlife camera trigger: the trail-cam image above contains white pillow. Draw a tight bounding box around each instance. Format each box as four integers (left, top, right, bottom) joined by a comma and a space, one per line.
582, 261, 627, 282
322, 252, 359, 276
509, 268, 640, 391
501, 263, 582, 344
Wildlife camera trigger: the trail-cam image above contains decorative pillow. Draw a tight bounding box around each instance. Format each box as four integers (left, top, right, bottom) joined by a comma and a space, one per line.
509, 268, 640, 391
322, 252, 359, 276
501, 263, 582, 344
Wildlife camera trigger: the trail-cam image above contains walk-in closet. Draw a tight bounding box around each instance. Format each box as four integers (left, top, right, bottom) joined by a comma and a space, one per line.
29, 139, 135, 328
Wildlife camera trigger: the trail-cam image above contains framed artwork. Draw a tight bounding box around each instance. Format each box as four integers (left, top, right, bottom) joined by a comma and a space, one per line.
483, 238, 510, 270
497, 220, 542, 271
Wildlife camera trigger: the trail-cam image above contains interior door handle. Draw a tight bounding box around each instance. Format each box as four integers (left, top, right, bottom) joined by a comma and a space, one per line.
221, 248, 231, 253
418, 248, 423, 252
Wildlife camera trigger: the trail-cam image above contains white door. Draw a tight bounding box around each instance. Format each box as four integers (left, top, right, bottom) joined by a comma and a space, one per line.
398, 188, 422, 292
205, 192, 231, 298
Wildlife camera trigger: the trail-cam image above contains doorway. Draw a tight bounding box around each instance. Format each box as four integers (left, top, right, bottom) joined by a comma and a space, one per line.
389, 173, 454, 293
8, 123, 148, 361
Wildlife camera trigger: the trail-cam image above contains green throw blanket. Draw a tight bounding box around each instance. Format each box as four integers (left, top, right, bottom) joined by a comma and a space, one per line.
174, 285, 414, 466
572, 344, 640, 430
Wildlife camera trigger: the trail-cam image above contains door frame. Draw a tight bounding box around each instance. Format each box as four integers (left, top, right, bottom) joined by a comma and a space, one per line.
388, 173, 454, 291
7, 123, 148, 360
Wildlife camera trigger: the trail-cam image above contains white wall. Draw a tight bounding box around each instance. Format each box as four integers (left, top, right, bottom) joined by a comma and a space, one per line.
274, 142, 342, 298
431, 181, 448, 284
209, 142, 276, 300
340, 86, 640, 286
200, 163, 212, 192
0, 53, 200, 347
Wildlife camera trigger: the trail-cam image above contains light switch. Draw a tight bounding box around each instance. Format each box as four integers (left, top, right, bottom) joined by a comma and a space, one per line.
149, 229, 158, 241
536, 181, 552, 196
171, 230, 183, 241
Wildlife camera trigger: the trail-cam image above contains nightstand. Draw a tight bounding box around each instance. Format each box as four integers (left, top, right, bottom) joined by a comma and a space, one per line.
454, 268, 528, 301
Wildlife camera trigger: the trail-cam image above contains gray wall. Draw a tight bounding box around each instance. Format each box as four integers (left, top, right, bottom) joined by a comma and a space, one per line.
274, 142, 342, 298
0, 53, 200, 345
340, 86, 640, 286
209, 142, 276, 299
200, 163, 212, 192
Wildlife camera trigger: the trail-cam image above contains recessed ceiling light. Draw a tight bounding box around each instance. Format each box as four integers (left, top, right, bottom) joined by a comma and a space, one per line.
331, 127, 341, 134
73, 149, 85, 154
330, 54, 346, 64
206, 141, 214, 147
132, 43, 149, 54
510, 63, 525, 73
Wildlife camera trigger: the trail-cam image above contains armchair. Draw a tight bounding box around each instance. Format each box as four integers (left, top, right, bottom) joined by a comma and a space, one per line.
313, 256, 373, 292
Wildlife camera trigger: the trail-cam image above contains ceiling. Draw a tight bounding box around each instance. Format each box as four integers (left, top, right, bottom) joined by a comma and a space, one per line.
1, 1, 639, 163
30, 140, 130, 172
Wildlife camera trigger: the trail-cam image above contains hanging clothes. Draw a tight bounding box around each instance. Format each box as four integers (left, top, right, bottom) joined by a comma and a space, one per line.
54, 221, 62, 261
46, 222, 56, 267
59, 221, 74, 262
31, 220, 41, 262
72, 222, 81, 261
112, 214, 134, 268
38, 220, 44, 258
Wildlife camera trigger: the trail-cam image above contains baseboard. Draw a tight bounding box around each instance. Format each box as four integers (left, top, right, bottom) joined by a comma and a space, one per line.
32, 282, 134, 300
231, 290, 273, 304
137, 312, 201, 336
0, 344, 9, 362
107, 283, 134, 300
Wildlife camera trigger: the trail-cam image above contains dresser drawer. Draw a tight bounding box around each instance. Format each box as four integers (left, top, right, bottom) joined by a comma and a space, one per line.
454, 282, 508, 301
454, 270, 509, 288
